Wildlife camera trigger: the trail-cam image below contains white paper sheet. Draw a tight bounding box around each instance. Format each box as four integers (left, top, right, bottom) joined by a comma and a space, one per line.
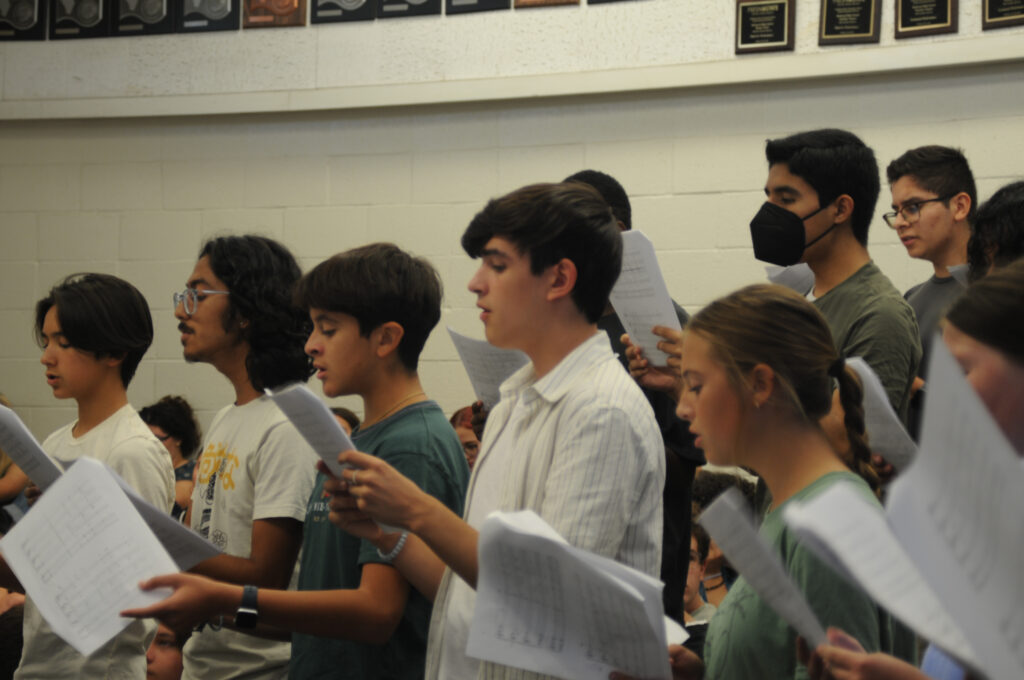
766, 263, 815, 294
885, 339, 1024, 680
468, 510, 676, 680
447, 327, 530, 409
0, 458, 176, 657
265, 382, 356, 478
108, 474, 220, 571
699, 488, 827, 648
846, 357, 918, 471
608, 231, 683, 367
0, 404, 64, 489
784, 482, 976, 666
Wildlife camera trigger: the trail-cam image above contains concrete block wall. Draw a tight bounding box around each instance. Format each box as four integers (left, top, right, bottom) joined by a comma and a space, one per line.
2, 60, 1024, 440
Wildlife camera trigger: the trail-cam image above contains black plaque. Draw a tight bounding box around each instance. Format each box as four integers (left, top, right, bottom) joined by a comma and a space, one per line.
312, 0, 375, 22
445, 0, 509, 15
179, 0, 241, 31
111, 0, 176, 37
736, 0, 794, 54
49, 0, 109, 38
0, 0, 47, 40
378, 0, 441, 18
983, 0, 1024, 29
895, 0, 957, 38
819, 0, 880, 44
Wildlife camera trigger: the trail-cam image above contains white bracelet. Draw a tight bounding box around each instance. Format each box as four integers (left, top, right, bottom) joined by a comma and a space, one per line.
376, 531, 409, 562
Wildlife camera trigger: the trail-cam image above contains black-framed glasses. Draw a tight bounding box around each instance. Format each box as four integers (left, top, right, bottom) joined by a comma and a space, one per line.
173, 287, 229, 316
883, 195, 953, 228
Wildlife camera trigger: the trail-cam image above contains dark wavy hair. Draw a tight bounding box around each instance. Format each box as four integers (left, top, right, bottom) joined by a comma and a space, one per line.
967, 181, 1024, 283
766, 128, 880, 246
199, 236, 313, 391
139, 395, 202, 459
461, 182, 622, 324
564, 169, 632, 230
34, 273, 153, 388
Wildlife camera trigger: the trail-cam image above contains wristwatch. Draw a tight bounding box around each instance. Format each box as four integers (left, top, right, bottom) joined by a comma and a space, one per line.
234, 585, 259, 629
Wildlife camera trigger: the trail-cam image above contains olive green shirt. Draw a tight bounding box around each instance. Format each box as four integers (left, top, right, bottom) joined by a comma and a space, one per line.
814, 261, 921, 424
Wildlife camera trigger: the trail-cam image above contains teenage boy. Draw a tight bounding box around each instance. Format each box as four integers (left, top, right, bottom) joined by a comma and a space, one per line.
3, 274, 174, 679
175, 236, 318, 680
886, 146, 975, 377
321, 182, 666, 680
565, 168, 703, 624
750, 128, 921, 423
885, 146, 975, 438
124, 243, 469, 680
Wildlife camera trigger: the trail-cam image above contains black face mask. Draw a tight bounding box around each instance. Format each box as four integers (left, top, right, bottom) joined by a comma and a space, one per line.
749, 201, 836, 267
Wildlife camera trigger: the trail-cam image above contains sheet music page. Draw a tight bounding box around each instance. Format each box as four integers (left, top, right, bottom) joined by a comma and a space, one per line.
608, 231, 682, 367
700, 488, 827, 648
0, 458, 176, 657
846, 357, 918, 471
887, 338, 1024, 680
766, 264, 815, 294
265, 382, 355, 477
446, 328, 530, 409
0, 405, 64, 489
467, 510, 672, 680
783, 482, 976, 666
108, 471, 220, 571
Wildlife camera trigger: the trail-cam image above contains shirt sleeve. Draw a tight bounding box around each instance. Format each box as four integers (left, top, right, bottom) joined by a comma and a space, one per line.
107, 436, 175, 513
249, 420, 319, 522
845, 305, 922, 420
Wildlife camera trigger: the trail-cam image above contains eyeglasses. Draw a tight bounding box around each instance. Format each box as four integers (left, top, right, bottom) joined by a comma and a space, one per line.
173, 287, 229, 316
883, 195, 953, 228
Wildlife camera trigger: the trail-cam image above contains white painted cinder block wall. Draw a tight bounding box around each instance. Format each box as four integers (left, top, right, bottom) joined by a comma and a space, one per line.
1, 2, 1024, 440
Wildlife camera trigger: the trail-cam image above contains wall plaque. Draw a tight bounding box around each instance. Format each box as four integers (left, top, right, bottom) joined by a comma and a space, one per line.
736, 0, 794, 54
895, 0, 957, 38
819, 0, 880, 44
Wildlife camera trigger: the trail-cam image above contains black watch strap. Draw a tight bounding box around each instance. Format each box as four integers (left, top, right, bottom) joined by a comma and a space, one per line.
234, 585, 259, 629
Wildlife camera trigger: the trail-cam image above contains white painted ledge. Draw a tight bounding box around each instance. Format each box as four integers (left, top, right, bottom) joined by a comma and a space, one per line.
2, 31, 1023, 120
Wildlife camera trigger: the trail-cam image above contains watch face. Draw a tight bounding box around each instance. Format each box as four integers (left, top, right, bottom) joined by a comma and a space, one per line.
234, 608, 259, 629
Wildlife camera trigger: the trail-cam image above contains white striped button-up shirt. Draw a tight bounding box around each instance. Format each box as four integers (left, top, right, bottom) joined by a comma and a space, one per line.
426, 331, 666, 680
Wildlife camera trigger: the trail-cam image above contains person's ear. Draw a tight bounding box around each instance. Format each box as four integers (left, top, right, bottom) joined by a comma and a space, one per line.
950, 192, 972, 223
748, 363, 776, 409
546, 258, 578, 303
373, 322, 405, 360
832, 194, 854, 225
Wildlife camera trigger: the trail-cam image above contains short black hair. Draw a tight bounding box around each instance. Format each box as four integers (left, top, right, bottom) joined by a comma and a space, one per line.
139, 395, 202, 459
564, 169, 632, 230
886, 146, 977, 224
461, 182, 622, 324
967, 181, 1024, 282
34, 273, 153, 388
199, 236, 313, 391
293, 243, 442, 372
690, 521, 710, 565
766, 128, 880, 246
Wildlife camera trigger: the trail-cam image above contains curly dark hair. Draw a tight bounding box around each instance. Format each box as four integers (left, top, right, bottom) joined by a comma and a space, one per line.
199, 236, 313, 391
139, 395, 202, 459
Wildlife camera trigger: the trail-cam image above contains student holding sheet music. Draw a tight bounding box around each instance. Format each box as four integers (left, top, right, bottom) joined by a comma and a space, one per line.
169, 236, 318, 680
125, 243, 469, 680
800, 259, 1024, 680
566, 168, 704, 626
1, 274, 174, 679
319, 182, 665, 680
661, 284, 893, 679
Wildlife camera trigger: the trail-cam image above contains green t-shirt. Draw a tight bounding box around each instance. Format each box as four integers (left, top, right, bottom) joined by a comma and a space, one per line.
814, 261, 922, 424
289, 401, 470, 680
703, 471, 893, 680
